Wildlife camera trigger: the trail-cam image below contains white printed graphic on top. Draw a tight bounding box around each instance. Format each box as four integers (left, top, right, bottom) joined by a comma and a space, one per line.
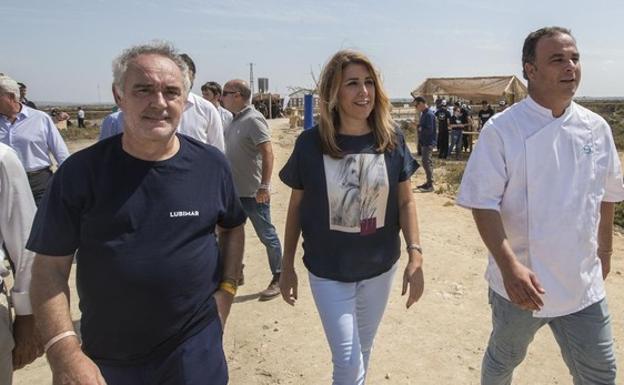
324, 153, 389, 234
170, 211, 200, 218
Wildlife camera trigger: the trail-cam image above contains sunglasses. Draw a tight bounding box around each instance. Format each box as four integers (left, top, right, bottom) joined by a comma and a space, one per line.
222, 90, 240, 97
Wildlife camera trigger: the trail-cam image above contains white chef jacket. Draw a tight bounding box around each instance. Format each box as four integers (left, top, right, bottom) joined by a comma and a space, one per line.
177, 92, 225, 152
457, 96, 624, 317
0, 143, 36, 315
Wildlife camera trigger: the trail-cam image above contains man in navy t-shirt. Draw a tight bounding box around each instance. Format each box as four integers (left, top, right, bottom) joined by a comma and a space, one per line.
27, 43, 246, 385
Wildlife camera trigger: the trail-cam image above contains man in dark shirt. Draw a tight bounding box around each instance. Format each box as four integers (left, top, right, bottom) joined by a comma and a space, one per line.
435, 100, 451, 159
449, 106, 469, 159
414, 96, 436, 192
28, 42, 246, 385
17, 83, 37, 109
478, 100, 495, 131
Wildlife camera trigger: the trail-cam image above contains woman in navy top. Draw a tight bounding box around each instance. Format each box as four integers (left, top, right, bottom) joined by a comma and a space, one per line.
279, 50, 425, 384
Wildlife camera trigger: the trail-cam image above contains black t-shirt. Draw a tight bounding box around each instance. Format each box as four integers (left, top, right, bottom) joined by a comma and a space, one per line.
435, 108, 451, 131
27, 134, 246, 365
279, 127, 418, 282
478, 107, 495, 126
450, 114, 468, 130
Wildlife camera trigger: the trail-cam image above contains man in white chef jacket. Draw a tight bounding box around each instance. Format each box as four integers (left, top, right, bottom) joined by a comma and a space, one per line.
457, 26, 624, 385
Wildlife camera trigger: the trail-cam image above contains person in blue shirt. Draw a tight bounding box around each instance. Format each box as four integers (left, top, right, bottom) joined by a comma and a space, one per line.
0, 75, 69, 206
279, 49, 425, 385
414, 96, 436, 192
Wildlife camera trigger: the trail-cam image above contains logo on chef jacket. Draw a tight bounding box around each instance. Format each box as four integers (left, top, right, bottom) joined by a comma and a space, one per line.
170, 210, 200, 218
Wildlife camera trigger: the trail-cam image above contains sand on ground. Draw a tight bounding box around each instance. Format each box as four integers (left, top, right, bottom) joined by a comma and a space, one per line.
14, 118, 624, 384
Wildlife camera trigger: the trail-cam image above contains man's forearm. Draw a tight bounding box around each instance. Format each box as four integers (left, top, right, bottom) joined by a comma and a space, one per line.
258, 142, 274, 185
598, 202, 615, 271
30, 254, 80, 361
217, 225, 245, 281
472, 209, 519, 275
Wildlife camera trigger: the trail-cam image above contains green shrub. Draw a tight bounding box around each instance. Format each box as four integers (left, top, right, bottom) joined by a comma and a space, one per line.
435, 160, 465, 195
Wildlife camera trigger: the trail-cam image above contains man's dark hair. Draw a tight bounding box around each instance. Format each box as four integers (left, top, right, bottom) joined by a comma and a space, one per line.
201, 81, 222, 96
17, 82, 26, 89
179, 53, 196, 76
413, 96, 426, 105
522, 26, 574, 80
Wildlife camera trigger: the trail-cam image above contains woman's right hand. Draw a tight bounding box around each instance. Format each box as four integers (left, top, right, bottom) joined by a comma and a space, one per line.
279, 267, 298, 306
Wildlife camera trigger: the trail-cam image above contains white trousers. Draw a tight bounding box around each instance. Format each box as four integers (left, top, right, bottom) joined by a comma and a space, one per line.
309, 263, 397, 385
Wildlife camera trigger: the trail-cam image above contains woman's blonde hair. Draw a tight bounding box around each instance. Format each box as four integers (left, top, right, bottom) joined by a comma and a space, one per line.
317, 49, 396, 158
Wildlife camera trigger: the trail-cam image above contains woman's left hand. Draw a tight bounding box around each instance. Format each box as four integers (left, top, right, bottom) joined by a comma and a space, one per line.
402, 260, 424, 309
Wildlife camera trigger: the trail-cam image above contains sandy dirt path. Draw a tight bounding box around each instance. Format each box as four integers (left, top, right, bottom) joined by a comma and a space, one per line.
15, 118, 624, 384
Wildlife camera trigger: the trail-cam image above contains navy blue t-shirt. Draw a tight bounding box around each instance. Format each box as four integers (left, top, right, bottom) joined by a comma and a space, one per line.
27, 134, 246, 365
279, 127, 418, 282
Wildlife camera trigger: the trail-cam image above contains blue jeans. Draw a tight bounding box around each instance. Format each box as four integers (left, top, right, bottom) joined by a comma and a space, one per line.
309, 263, 397, 385
240, 198, 282, 275
448, 129, 463, 158
98, 317, 227, 385
482, 289, 616, 385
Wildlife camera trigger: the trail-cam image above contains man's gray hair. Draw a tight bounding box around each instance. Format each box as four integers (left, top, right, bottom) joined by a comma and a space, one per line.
0, 75, 20, 100
112, 41, 191, 96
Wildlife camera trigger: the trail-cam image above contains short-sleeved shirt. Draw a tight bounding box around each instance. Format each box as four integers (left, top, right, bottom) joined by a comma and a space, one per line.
224, 105, 270, 197
279, 127, 419, 282
478, 107, 495, 127
450, 114, 468, 131
27, 134, 246, 365
435, 108, 451, 131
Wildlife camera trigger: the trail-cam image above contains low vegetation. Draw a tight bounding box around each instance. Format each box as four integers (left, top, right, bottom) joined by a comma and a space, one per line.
59, 125, 100, 141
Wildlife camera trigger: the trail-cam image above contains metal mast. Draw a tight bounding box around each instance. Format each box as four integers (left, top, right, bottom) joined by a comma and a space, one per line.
249, 62, 255, 96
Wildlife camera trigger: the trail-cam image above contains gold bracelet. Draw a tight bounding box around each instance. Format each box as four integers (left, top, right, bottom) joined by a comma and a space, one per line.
219, 282, 237, 296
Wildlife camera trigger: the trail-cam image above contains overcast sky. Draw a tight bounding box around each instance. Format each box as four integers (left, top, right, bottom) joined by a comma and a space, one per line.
2, 0, 622, 103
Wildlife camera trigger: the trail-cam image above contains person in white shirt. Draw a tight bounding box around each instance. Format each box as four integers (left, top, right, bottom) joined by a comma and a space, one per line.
457, 26, 624, 385
0, 143, 41, 384
77, 107, 85, 128
201, 81, 233, 130
177, 54, 225, 152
